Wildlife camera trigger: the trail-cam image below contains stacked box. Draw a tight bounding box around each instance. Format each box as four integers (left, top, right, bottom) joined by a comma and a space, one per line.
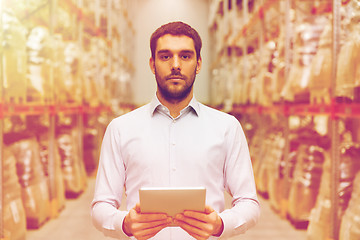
339, 171, 360, 240
3, 149, 27, 240
57, 127, 87, 198
5, 133, 51, 229
2, 10, 27, 103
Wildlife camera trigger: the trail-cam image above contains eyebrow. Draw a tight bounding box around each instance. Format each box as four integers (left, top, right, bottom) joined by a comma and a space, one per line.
156, 49, 195, 55
180, 50, 195, 55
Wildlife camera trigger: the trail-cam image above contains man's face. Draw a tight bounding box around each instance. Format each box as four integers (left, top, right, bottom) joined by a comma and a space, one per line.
150, 34, 202, 101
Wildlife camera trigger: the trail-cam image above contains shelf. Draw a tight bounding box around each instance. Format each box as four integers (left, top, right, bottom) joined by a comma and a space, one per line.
61, 0, 104, 37
61, 0, 134, 39
0, 102, 113, 118
232, 0, 279, 45
232, 102, 360, 119
209, 1, 354, 239
1, 1, 137, 239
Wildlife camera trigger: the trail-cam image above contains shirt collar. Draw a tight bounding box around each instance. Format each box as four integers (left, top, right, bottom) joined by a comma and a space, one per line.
150, 94, 200, 117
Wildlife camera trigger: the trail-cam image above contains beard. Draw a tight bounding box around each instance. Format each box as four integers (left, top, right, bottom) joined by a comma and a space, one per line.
155, 67, 196, 102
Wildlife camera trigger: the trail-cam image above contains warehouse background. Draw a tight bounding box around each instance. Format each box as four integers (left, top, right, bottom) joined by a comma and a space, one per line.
1, 1, 360, 240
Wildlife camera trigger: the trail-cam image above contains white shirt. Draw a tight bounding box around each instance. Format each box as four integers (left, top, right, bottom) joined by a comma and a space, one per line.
91, 96, 260, 239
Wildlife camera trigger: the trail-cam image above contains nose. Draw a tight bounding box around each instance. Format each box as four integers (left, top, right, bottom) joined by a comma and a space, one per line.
171, 55, 181, 71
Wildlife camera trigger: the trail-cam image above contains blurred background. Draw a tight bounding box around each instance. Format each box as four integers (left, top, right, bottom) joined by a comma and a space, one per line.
1, 0, 360, 240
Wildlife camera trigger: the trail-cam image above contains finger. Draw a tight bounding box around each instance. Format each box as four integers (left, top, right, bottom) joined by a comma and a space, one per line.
132, 218, 172, 231
204, 205, 214, 214
133, 221, 172, 240
135, 203, 141, 213
175, 213, 217, 235
183, 211, 208, 222
174, 218, 210, 239
131, 207, 169, 223
182, 205, 213, 217
138, 213, 169, 223
131, 219, 171, 239
175, 214, 208, 231
135, 228, 163, 240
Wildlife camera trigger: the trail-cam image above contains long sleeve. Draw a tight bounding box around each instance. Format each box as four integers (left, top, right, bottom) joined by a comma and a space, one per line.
90, 100, 260, 240
90, 120, 131, 239
218, 117, 260, 238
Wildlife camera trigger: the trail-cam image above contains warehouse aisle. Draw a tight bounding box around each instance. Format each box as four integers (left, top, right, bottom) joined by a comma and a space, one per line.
26, 178, 104, 240
27, 177, 307, 240
237, 198, 307, 240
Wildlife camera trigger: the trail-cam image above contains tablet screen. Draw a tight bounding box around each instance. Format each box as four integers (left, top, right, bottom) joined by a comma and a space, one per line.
139, 187, 206, 217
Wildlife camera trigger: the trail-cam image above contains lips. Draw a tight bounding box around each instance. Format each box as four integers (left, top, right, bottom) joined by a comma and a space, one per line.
166, 75, 186, 80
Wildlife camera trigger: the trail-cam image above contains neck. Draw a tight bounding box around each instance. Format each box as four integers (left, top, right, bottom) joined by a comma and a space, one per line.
156, 90, 193, 118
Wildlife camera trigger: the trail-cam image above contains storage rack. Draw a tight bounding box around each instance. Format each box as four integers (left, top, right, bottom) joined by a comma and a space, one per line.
209, 0, 355, 239
0, 0, 4, 236
0, 0, 135, 239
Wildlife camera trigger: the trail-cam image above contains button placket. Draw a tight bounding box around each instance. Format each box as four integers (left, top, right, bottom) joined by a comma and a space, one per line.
169, 119, 177, 179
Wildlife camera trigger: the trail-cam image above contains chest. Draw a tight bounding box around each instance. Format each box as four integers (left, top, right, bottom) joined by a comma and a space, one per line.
120, 116, 227, 185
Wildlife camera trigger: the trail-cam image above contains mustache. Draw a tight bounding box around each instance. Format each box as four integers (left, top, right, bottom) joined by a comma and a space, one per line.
165, 73, 186, 80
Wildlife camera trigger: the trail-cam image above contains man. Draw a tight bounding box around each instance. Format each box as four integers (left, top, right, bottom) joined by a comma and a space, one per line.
91, 21, 260, 240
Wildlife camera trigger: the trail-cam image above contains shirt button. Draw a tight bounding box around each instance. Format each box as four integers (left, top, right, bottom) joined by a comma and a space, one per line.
172, 168, 176, 171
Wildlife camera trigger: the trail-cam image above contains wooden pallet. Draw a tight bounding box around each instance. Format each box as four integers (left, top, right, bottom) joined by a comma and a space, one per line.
287, 213, 309, 230
27, 216, 50, 230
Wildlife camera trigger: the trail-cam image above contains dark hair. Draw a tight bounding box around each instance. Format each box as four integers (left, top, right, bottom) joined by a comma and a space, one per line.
150, 21, 202, 60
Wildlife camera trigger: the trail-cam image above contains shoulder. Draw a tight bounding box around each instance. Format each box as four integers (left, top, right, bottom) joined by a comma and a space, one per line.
108, 103, 151, 129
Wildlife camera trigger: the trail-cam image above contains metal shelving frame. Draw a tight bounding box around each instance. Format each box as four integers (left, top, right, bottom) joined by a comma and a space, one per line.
330, 0, 341, 239
0, 0, 136, 237
48, 0, 58, 218
0, 0, 4, 236
210, 0, 348, 239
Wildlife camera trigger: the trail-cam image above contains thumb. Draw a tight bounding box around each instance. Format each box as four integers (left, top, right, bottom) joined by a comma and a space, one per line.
205, 205, 215, 214
135, 203, 141, 213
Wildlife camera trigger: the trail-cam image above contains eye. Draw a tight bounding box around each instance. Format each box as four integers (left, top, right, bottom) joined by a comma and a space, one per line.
159, 54, 171, 60
181, 54, 191, 60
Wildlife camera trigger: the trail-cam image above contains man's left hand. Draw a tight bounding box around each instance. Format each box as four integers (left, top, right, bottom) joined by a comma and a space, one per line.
173, 205, 224, 240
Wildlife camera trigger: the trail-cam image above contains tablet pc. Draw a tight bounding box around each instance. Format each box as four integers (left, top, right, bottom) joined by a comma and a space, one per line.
139, 187, 206, 217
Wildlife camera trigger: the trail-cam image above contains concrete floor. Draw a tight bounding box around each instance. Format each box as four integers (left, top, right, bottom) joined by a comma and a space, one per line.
27, 178, 307, 240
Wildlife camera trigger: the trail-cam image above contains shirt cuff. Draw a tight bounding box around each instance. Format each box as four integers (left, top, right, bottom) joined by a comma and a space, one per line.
218, 209, 247, 239
114, 210, 133, 239
92, 202, 133, 240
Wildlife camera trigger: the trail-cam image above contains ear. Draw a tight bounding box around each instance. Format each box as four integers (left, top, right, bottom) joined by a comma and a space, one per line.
149, 57, 155, 74
196, 57, 202, 74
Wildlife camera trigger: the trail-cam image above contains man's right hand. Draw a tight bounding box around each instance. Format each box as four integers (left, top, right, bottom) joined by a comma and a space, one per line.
123, 203, 173, 240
